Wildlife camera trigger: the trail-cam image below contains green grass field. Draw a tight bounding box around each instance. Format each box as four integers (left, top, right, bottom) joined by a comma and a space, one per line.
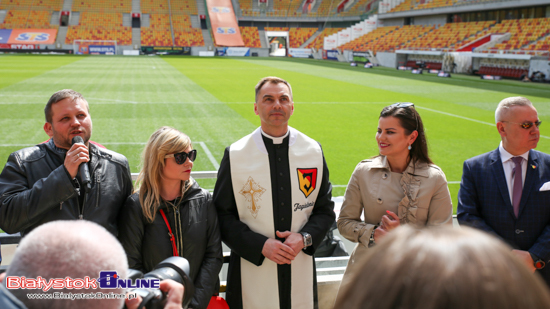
1, 54, 550, 213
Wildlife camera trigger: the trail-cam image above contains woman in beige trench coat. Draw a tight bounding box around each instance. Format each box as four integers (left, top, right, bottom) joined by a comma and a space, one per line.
335, 103, 453, 303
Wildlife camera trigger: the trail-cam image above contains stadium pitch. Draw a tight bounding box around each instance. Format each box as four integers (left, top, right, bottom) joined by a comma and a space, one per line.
1, 54, 550, 212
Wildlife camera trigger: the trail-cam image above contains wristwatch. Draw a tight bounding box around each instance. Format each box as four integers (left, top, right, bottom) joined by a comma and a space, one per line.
535, 259, 546, 270
368, 226, 378, 248
300, 232, 312, 248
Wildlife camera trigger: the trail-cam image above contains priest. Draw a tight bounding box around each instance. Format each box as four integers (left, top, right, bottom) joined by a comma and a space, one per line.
213, 76, 335, 309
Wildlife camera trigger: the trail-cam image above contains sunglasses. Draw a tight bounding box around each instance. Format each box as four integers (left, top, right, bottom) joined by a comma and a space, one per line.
165, 149, 197, 164
502, 120, 542, 130
391, 102, 418, 131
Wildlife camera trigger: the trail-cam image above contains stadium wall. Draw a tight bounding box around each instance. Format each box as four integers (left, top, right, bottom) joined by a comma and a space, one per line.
376, 52, 398, 68
529, 59, 550, 80
413, 15, 447, 26
380, 19, 404, 26
379, 0, 550, 19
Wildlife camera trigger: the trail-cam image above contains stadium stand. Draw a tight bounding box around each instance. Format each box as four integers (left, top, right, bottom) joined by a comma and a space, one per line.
0, 9, 56, 29
489, 18, 550, 52
141, 13, 173, 46
142, 0, 171, 13
0, 0, 62, 10
264, 27, 290, 31
173, 14, 204, 46
338, 26, 398, 51
170, 0, 199, 14
65, 12, 131, 45
313, 0, 336, 17
240, 26, 262, 47
140, 0, 202, 47
306, 27, 344, 49
388, 0, 413, 13
385, 0, 500, 12
0, 0, 61, 30
525, 33, 550, 52
239, 0, 253, 16
360, 25, 433, 52
289, 27, 318, 48
72, 0, 131, 12
339, 0, 376, 17
272, 0, 303, 17
401, 21, 496, 50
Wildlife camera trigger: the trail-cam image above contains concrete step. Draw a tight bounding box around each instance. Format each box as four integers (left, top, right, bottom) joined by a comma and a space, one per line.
259, 29, 267, 48
132, 28, 141, 48
62, 0, 73, 11
190, 15, 201, 29
56, 26, 69, 47
0, 10, 6, 25
141, 13, 150, 27
197, 0, 207, 15
69, 11, 79, 26
122, 13, 132, 27
202, 29, 214, 47
132, 0, 140, 12
50, 11, 60, 26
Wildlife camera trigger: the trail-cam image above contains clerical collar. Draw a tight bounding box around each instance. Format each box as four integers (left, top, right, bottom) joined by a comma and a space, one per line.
261, 129, 289, 145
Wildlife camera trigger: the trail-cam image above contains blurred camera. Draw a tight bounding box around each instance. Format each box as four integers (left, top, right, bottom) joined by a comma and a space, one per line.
126, 256, 195, 309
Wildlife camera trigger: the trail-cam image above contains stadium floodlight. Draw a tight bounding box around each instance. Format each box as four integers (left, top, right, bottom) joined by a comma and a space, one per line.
73, 40, 117, 55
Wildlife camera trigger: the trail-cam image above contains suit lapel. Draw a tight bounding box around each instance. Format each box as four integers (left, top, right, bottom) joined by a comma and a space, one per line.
519, 150, 539, 217
490, 148, 515, 217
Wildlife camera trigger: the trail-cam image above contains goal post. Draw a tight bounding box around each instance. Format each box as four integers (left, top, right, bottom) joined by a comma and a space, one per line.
73, 40, 117, 55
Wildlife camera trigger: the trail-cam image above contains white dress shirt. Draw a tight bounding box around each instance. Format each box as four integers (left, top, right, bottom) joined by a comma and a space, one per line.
499, 142, 529, 205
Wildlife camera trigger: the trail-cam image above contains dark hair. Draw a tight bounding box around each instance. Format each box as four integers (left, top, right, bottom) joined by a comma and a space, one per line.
380, 104, 432, 164
45, 89, 88, 123
255, 76, 293, 101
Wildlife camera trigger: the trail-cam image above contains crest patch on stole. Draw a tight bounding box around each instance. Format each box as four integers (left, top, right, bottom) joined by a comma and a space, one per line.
297, 168, 318, 198
239, 176, 266, 218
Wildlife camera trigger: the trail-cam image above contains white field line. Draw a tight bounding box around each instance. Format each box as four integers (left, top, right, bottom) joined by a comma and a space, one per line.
0, 141, 221, 170
197, 141, 219, 170
417, 106, 550, 140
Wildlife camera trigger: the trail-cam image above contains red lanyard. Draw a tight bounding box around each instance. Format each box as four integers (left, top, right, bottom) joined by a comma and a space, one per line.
159, 209, 178, 257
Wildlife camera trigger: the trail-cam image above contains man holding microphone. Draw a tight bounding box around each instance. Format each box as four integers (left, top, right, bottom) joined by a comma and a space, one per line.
0, 89, 132, 236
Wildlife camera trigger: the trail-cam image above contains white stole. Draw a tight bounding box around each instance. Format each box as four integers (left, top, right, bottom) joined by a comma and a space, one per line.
229, 127, 323, 309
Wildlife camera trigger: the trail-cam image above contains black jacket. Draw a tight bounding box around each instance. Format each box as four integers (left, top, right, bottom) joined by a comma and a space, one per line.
118, 181, 223, 309
0, 139, 133, 236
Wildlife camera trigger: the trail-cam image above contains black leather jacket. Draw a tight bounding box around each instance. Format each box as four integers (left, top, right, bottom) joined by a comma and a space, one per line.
118, 181, 223, 309
0, 139, 133, 236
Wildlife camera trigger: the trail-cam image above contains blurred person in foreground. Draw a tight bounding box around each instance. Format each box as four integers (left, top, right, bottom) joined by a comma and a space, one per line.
0, 220, 184, 309
0, 89, 133, 236
457, 97, 550, 286
118, 126, 222, 309
334, 225, 550, 309
213, 76, 335, 309
335, 103, 453, 301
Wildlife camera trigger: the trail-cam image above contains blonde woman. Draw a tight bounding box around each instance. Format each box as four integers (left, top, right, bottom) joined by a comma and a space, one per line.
118, 127, 222, 309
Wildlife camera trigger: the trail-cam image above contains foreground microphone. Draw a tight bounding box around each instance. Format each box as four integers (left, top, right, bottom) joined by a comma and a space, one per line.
72, 136, 92, 193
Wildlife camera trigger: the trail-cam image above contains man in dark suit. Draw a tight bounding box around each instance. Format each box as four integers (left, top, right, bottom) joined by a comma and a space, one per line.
458, 96, 550, 285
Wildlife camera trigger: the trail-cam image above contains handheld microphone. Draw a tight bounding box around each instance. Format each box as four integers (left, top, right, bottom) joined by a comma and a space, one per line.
72, 136, 92, 193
